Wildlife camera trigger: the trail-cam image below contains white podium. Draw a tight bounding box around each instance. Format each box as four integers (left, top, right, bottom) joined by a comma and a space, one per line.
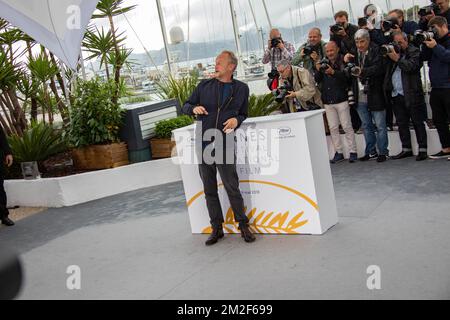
173, 110, 338, 235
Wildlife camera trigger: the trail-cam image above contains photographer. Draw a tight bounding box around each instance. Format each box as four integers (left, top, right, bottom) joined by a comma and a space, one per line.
314, 41, 358, 164
383, 31, 428, 161
275, 59, 323, 114
292, 28, 326, 74
419, 0, 450, 31
329, 11, 359, 55
420, 16, 450, 160
344, 29, 389, 163
262, 28, 296, 72
373, 9, 420, 46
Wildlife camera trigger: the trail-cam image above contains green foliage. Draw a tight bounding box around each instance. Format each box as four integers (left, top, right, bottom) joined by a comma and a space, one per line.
248, 93, 280, 118
68, 77, 124, 148
155, 75, 199, 108
119, 95, 152, 105
93, 0, 137, 19
0, 50, 20, 90
7, 122, 67, 163
154, 116, 194, 139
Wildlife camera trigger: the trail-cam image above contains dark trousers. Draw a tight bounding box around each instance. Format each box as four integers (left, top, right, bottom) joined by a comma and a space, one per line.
350, 106, 361, 131
392, 95, 428, 152
385, 99, 394, 128
198, 162, 249, 229
430, 88, 450, 149
0, 172, 9, 219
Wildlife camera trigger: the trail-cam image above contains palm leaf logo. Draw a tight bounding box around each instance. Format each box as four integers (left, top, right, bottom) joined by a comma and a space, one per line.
202, 207, 308, 234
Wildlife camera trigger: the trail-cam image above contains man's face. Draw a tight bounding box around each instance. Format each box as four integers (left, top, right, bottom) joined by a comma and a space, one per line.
430, 23, 449, 38
215, 53, 235, 78
276, 64, 292, 79
308, 30, 322, 46
393, 34, 408, 50
270, 30, 281, 40
355, 38, 370, 52
325, 43, 339, 60
335, 15, 348, 28
436, 0, 449, 12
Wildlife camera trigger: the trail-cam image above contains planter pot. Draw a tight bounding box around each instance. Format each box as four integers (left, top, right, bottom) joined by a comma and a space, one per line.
72, 142, 129, 170
150, 138, 176, 159
20, 161, 41, 180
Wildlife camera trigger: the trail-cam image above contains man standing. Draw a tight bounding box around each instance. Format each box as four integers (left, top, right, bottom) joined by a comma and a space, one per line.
182, 51, 256, 245
292, 28, 326, 74
345, 29, 389, 163
0, 127, 14, 226
419, 0, 450, 30
330, 10, 359, 55
262, 28, 296, 72
315, 41, 358, 164
384, 31, 428, 161
420, 16, 450, 160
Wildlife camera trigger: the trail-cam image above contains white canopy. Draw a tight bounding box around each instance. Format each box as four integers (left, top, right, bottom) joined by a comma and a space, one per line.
0, 0, 99, 69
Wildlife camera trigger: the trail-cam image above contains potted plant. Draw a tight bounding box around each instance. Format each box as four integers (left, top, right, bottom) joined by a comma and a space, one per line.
68, 77, 128, 170
7, 122, 68, 179
151, 115, 194, 159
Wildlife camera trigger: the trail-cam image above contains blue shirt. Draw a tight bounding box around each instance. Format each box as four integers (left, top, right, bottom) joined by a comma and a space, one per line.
221, 83, 232, 106
391, 65, 404, 97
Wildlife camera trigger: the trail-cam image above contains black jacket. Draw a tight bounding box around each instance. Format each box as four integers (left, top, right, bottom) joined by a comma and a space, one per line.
330, 23, 359, 55
0, 127, 11, 171
351, 44, 386, 111
182, 78, 249, 149
384, 44, 425, 108
420, 32, 450, 89
314, 55, 350, 105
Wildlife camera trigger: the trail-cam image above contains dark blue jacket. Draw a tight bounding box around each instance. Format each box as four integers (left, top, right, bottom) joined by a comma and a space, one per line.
420, 33, 450, 89
182, 78, 249, 150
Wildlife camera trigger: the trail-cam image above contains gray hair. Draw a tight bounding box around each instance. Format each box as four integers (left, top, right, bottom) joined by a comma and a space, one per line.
354, 29, 370, 41
220, 50, 238, 69
277, 59, 291, 69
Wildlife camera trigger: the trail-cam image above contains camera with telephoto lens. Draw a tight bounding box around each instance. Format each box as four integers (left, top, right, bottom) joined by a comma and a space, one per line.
344, 62, 361, 78
303, 45, 316, 56
274, 80, 294, 103
418, 1, 440, 17
271, 37, 283, 48
330, 23, 345, 34
382, 17, 400, 33
414, 29, 436, 44
318, 58, 331, 72
268, 69, 279, 79
380, 42, 401, 56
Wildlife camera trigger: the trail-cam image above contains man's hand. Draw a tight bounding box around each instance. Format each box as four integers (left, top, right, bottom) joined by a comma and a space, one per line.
424, 38, 437, 49
344, 53, 354, 63
387, 51, 400, 62
324, 66, 335, 76
193, 106, 208, 115
336, 29, 347, 38
286, 91, 297, 99
223, 118, 238, 132
5, 154, 13, 167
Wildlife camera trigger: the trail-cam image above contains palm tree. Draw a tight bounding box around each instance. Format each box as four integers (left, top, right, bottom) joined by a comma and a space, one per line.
92, 0, 136, 105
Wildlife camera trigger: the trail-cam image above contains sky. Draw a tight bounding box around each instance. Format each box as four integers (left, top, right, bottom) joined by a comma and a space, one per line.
92, 0, 431, 53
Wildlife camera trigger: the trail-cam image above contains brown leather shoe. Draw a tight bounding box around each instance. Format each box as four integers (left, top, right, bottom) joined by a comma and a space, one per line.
205, 227, 224, 246
240, 224, 256, 243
